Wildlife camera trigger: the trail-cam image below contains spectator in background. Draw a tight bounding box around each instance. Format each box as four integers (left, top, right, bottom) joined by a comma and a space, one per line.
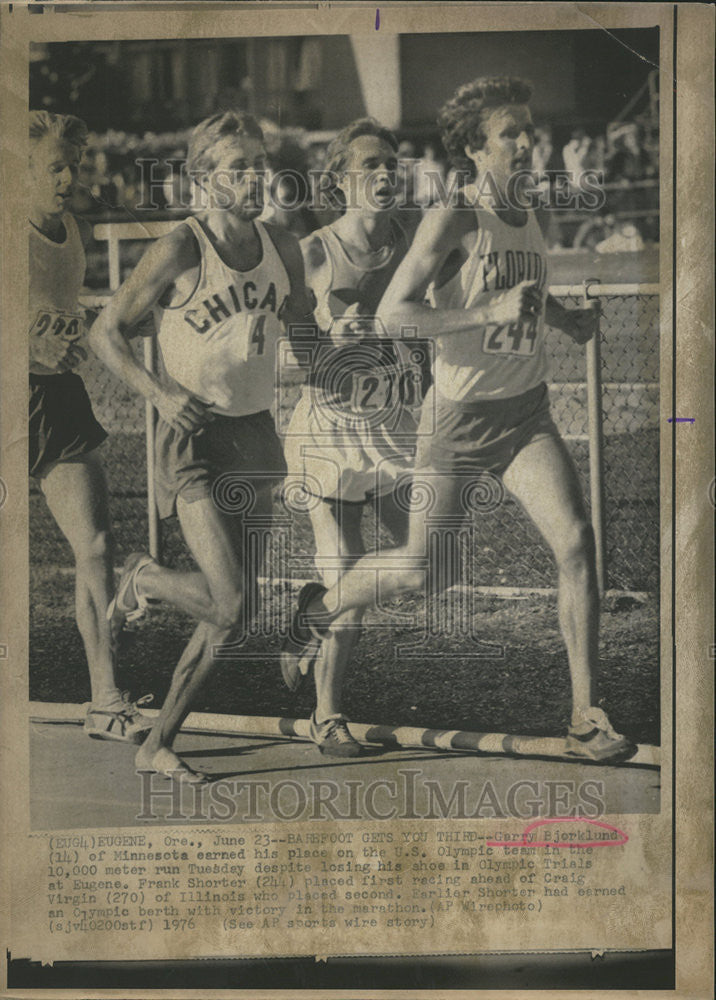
605, 122, 657, 242
532, 125, 560, 175
532, 125, 563, 251
584, 134, 606, 175
606, 122, 655, 184
396, 139, 417, 208
414, 142, 446, 209
562, 127, 591, 190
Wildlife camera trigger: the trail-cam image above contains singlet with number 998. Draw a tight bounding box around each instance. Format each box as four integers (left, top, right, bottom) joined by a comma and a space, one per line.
29, 213, 87, 375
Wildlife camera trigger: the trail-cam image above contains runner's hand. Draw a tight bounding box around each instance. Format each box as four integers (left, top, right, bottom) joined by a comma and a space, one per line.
329, 302, 373, 346
488, 281, 543, 326
30, 327, 87, 372
562, 305, 600, 345
156, 380, 215, 433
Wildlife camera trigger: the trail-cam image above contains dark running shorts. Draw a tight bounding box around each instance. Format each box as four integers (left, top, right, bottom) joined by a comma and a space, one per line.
155, 409, 287, 520
415, 381, 560, 477
29, 372, 108, 478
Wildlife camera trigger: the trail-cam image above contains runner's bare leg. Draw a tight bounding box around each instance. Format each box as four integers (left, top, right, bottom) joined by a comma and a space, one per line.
40, 450, 119, 707
309, 500, 365, 723
502, 433, 597, 721
304, 470, 464, 624
135, 487, 271, 773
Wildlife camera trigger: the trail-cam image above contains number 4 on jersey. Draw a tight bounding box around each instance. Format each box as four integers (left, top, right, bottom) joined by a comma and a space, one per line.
249, 314, 266, 356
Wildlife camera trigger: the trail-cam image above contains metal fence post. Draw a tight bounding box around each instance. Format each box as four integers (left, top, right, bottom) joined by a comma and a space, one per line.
143, 336, 162, 563
584, 278, 607, 595
105, 229, 162, 563
107, 235, 121, 292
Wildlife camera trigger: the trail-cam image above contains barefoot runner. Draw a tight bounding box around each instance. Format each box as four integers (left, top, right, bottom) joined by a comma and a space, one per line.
90, 111, 316, 783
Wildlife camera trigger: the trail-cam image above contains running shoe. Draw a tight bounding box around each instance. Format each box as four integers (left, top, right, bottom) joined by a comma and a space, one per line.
566, 707, 637, 762
309, 712, 364, 757
84, 692, 154, 743
107, 551, 156, 636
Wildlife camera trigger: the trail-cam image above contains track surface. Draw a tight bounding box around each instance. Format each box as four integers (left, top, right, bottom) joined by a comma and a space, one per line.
30, 721, 660, 831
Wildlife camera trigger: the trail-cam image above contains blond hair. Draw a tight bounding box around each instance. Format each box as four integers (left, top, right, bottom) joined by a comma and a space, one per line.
186, 110, 264, 175
29, 110, 88, 151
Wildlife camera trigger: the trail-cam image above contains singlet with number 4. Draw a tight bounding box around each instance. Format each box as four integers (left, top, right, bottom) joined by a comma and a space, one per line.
428, 206, 550, 402
29, 214, 86, 374
155, 216, 290, 418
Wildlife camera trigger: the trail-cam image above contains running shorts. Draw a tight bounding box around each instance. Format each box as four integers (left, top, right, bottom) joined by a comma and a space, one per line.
29, 372, 107, 478
283, 386, 417, 503
155, 408, 286, 520
415, 381, 560, 477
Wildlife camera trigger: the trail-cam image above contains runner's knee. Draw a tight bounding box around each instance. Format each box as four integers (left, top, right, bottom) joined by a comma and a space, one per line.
74, 528, 113, 565
397, 565, 427, 594
332, 607, 364, 630
212, 590, 245, 631
554, 519, 595, 571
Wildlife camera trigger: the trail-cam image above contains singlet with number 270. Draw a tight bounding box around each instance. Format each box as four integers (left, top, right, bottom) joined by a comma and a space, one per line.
306, 219, 427, 418
155, 216, 290, 418
428, 206, 550, 402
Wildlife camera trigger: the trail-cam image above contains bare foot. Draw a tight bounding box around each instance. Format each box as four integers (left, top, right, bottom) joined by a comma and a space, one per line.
135, 745, 209, 785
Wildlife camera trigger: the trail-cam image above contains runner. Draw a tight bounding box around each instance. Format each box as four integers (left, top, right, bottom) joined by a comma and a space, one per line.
29, 110, 151, 743
282, 118, 425, 756
282, 79, 636, 762
90, 111, 316, 783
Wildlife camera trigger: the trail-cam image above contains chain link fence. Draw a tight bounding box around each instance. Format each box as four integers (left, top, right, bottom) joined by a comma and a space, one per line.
30, 276, 659, 595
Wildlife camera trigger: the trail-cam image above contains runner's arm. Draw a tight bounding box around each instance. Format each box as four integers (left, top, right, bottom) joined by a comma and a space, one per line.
89, 226, 215, 432
545, 293, 600, 344
377, 206, 543, 338
272, 225, 320, 328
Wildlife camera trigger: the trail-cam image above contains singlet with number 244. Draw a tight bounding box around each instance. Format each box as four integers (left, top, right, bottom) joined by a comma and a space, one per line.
428, 206, 550, 402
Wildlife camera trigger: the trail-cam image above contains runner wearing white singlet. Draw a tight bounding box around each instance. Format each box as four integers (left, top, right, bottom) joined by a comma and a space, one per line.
282, 118, 427, 756
90, 111, 316, 783
282, 79, 635, 763
28, 110, 152, 743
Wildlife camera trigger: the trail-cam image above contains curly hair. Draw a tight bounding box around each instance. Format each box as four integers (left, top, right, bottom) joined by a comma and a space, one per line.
186, 110, 264, 175
438, 77, 533, 174
29, 110, 88, 151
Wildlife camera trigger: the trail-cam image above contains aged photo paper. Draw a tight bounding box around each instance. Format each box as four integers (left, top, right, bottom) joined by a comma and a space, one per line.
1, 1, 713, 994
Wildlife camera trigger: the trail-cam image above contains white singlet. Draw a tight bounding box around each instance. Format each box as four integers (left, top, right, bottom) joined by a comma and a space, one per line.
29, 214, 86, 374
155, 216, 290, 418
428, 206, 550, 402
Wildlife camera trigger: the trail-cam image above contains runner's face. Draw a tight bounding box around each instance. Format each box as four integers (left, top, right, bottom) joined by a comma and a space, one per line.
466, 105, 535, 191
209, 137, 266, 218
29, 136, 81, 218
340, 135, 398, 213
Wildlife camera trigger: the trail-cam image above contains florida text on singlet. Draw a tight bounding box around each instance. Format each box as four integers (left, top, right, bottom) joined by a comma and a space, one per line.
428, 206, 550, 402
155, 216, 290, 418
29, 213, 86, 375
306, 218, 426, 419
